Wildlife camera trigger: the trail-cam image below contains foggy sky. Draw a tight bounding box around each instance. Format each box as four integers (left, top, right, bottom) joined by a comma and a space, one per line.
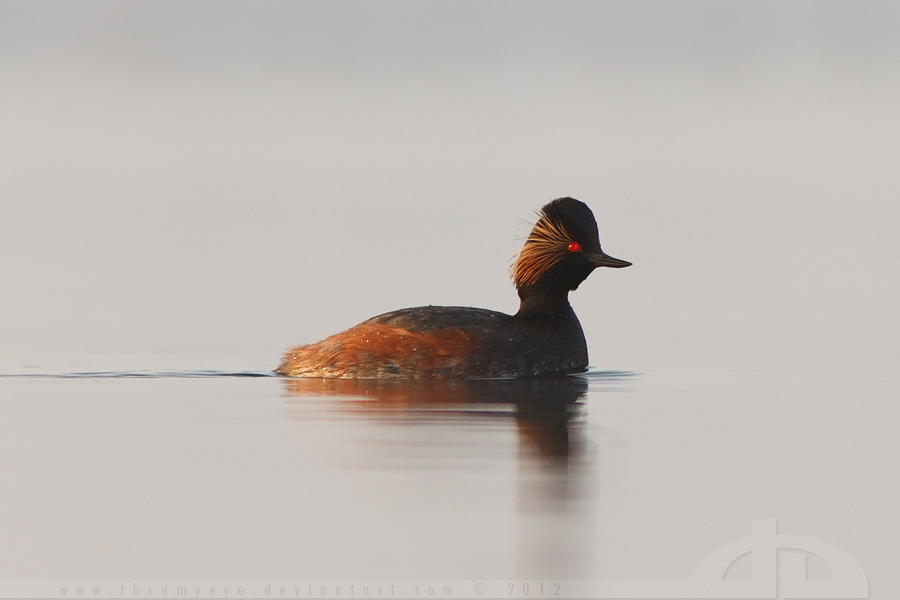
1, 1, 899, 371
3, 2, 900, 83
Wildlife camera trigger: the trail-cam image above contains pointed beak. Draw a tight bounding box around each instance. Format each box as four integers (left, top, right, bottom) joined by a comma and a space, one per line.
588, 250, 632, 269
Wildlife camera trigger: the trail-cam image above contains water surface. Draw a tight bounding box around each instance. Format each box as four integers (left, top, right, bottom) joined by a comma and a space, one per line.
1, 362, 896, 596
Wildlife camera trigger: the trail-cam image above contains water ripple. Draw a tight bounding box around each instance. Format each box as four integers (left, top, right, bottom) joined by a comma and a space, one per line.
0, 370, 277, 379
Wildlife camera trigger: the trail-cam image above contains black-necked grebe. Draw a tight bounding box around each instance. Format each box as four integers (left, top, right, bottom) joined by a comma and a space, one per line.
277, 197, 630, 378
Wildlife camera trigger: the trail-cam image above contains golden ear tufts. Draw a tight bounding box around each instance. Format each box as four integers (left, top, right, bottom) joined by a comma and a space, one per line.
510, 212, 575, 287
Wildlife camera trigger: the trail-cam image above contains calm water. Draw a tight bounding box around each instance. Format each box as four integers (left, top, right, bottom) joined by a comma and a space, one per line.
0, 359, 896, 598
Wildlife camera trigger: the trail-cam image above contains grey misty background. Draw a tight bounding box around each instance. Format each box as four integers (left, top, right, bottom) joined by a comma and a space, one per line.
1, 1, 898, 372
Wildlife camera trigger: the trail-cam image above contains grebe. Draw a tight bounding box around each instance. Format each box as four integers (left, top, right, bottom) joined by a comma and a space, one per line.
277, 197, 630, 378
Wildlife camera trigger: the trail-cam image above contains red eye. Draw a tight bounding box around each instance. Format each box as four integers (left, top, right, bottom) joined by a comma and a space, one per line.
567, 242, 581, 252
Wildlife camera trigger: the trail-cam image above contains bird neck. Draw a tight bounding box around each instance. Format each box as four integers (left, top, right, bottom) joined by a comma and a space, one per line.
514, 284, 575, 323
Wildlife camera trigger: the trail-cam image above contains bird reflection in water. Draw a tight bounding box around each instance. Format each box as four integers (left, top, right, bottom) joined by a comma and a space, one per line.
281, 374, 613, 578
281, 375, 589, 460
